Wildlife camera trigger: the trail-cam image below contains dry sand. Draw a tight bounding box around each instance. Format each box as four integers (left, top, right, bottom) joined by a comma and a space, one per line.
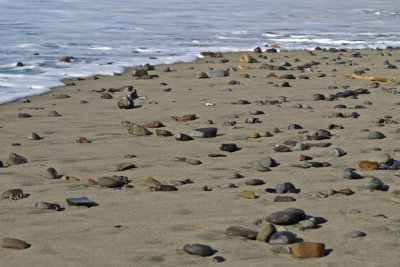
1, 48, 400, 266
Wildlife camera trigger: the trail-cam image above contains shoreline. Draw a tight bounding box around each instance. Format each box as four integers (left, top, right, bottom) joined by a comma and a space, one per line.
1, 48, 400, 266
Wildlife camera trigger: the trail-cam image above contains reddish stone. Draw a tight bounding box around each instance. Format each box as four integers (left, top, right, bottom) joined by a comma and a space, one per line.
76, 137, 89, 144
338, 188, 354, 195
359, 161, 379, 170
178, 114, 196, 122
142, 121, 164, 128
54, 94, 70, 99
291, 242, 325, 258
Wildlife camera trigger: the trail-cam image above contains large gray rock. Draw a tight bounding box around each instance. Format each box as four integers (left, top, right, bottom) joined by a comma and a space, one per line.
266, 208, 306, 225
183, 244, 214, 257
189, 127, 217, 138
367, 131, 386, 139
225, 226, 258, 240
268, 231, 297, 245
127, 123, 149, 136
364, 178, 385, 191
257, 157, 277, 168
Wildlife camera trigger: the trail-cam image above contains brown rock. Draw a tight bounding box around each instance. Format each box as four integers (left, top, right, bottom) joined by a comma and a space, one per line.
299, 154, 313, 161
329, 112, 344, 118
291, 242, 325, 258
338, 188, 354, 195
117, 97, 134, 109
391, 189, 400, 195
267, 73, 277, 77
241, 191, 256, 199
156, 129, 173, 136
200, 51, 223, 58
354, 88, 369, 95
127, 123, 149, 136
124, 184, 134, 188
249, 133, 260, 138
85, 179, 99, 186
359, 161, 379, 170
197, 72, 209, 78
274, 196, 296, 202
146, 177, 161, 185
239, 54, 258, 63
54, 94, 70, 99
177, 114, 196, 122
106, 163, 136, 172
76, 137, 89, 143
142, 121, 164, 128
315, 192, 328, 198
328, 123, 344, 129
1, 238, 30, 249
284, 140, 297, 146
59, 56, 71, 62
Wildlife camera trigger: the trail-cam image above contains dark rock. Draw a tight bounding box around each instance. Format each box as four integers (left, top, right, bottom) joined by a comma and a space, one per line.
276, 182, 298, 194
313, 94, 325, 101
350, 231, 367, 238
183, 244, 215, 257
245, 179, 265, 186
257, 157, 277, 168
288, 123, 302, 130
175, 133, 193, 141
208, 154, 226, 157
98, 177, 124, 188
46, 167, 59, 179
219, 143, 238, 152
364, 178, 385, 190
266, 208, 306, 225
7, 153, 28, 165
132, 69, 148, 77
225, 226, 258, 239
274, 145, 290, 152
213, 256, 226, 262
343, 170, 363, 179
66, 197, 96, 207
156, 129, 173, 137
2, 189, 24, 200
154, 184, 178, 191
367, 131, 386, 139
269, 231, 296, 245
117, 96, 134, 109
28, 132, 41, 140
18, 113, 31, 118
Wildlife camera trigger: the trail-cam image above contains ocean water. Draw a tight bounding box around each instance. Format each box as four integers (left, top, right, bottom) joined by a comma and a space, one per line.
1, 0, 400, 104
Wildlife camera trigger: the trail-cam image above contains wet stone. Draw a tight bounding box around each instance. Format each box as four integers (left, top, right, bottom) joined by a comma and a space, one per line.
212, 256, 226, 263
7, 153, 28, 165
266, 208, 306, 225
183, 244, 215, 257
18, 113, 32, 118
349, 209, 361, 214
225, 226, 258, 239
269, 231, 296, 245
245, 179, 265, 186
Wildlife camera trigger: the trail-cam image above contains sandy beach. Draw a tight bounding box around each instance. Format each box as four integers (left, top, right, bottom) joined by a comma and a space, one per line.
1, 48, 400, 266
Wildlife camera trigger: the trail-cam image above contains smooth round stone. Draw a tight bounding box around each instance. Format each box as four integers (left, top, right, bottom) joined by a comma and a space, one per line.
330, 148, 346, 157
256, 165, 270, 172
276, 182, 297, 194
98, 177, 122, 188
288, 123, 302, 130
343, 170, 362, 179
186, 159, 202, 165
227, 114, 239, 119
183, 244, 214, 257
293, 142, 306, 151
364, 178, 385, 190
367, 131, 386, 139
266, 208, 306, 225
257, 157, 277, 168
368, 153, 391, 163
2, 189, 24, 199
245, 179, 265, 186
219, 143, 238, 152
392, 161, 400, 170
213, 256, 226, 263
48, 111, 61, 117
349, 209, 361, 214
269, 231, 296, 245
350, 231, 367, 238
1, 238, 30, 249
274, 144, 290, 152
249, 109, 264, 115
174, 133, 193, 141
231, 173, 244, 179
313, 94, 325, 101
334, 104, 347, 109
256, 223, 276, 241
293, 103, 303, 108
35, 202, 61, 211
28, 131, 41, 140
298, 220, 315, 229
326, 188, 336, 195
46, 167, 59, 179
225, 226, 258, 239
305, 162, 324, 168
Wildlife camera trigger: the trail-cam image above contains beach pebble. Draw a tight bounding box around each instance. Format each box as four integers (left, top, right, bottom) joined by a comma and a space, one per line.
7, 153, 28, 165
239, 54, 258, 63
241, 191, 256, 199
257, 157, 277, 168
349, 209, 361, 214
245, 179, 265, 186
343, 170, 362, 179
279, 74, 295, 79
35, 202, 61, 211
269, 231, 296, 245
367, 131, 386, 139
219, 143, 238, 152
291, 242, 325, 258
186, 159, 202, 165
28, 131, 41, 140
266, 208, 306, 225
117, 96, 134, 109
175, 133, 193, 141
48, 111, 61, 117
76, 137, 89, 143
189, 127, 217, 138
142, 121, 164, 128
330, 148, 346, 157
288, 123, 302, 130
2, 189, 24, 200
1, 238, 30, 249
106, 163, 136, 172
274, 196, 296, 202
183, 244, 214, 257
350, 231, 367, 238
132, 69, 148, 77
98, 177, 124, 188
155, 129, 172, 136
274, 144, 290, 152
66, 197, 96, 207
46, 167, 59, 179
297, 219, 316, 229
127, 123, 149, 136
154, 184, 178, 191
276, 182, 298, 194
256, 223, 276, 241
225, 226, 258, 239
313, 94, 325, 101
212, 256, 226, 263
293, 142, 306, 151
249, 109, 264, 115
364, 178, 385, 191
368, 153, 391, 163
206, 70, 228, 78
359, 161, 379, 170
